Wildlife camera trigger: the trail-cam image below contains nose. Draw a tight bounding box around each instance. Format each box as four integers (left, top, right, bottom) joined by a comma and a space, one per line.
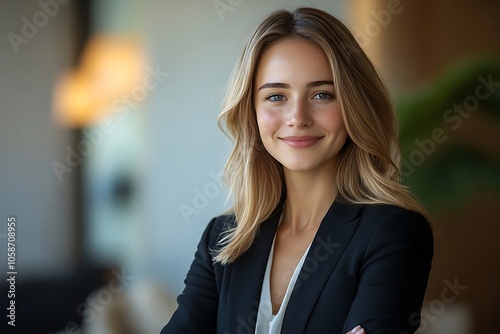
286, 100, 312, 128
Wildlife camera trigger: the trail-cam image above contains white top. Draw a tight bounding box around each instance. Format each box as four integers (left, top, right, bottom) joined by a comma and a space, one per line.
254, 235, 311, 334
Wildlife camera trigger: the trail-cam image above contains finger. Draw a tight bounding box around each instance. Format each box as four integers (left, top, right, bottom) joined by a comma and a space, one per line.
347, 325, 361, 333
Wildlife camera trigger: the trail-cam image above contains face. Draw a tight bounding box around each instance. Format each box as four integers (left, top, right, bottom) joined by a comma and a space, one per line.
253, 38, 347, 174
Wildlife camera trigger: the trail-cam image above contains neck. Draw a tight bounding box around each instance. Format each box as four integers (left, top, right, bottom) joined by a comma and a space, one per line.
282, 163, 337, 234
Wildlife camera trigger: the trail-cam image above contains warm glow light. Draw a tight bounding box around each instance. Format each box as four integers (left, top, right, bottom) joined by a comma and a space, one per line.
53, 35, 146, 127
80, 36, 146, 102
54, 71, 94, 126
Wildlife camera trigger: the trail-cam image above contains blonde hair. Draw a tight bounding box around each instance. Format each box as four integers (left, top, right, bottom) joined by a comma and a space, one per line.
215, 7, 430, 264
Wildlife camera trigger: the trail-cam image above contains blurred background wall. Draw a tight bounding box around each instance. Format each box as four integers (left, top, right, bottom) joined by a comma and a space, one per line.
0, 0, 77, 280
1, 0, 499, 333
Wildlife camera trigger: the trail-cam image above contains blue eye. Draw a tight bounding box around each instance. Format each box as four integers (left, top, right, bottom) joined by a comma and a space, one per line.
313, 92, 334, 100
267, 94, 285, 102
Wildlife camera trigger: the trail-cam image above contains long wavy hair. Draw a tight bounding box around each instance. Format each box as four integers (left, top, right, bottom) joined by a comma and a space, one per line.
215, 7, 430, 264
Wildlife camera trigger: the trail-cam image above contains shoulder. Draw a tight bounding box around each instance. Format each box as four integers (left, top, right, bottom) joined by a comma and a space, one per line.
348, 203, 433, 252
357, 204, 431, 234
353, 203, 434, 257
359, 203, 427, 220
202, 214, 236, 249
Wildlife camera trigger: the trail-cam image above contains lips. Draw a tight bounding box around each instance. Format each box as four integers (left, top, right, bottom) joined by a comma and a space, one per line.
279, 135, 323, 148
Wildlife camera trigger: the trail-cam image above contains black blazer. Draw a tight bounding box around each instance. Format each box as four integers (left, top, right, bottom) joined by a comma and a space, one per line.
161, 199, 433, 334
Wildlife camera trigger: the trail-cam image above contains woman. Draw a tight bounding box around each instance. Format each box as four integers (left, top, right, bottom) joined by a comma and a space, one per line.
161, 7, 433, 334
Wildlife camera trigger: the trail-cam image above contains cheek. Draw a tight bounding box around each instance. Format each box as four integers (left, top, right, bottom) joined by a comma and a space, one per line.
256, 108, 282, 137
323, 107, 346, 133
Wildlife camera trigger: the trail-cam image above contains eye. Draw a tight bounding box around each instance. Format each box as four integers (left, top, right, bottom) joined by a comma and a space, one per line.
266, 94, 286, 102
312, 92, 334, 101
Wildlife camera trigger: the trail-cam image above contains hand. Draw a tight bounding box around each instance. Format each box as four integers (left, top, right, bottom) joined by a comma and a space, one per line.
346, 325, 365, 334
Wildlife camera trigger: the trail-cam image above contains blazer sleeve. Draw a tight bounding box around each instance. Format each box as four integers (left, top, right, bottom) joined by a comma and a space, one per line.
160, 217, 220, 334
342, 208, 434, 334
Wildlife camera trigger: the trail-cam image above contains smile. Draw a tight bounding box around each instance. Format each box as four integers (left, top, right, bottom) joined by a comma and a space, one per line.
279, 136, 323, 148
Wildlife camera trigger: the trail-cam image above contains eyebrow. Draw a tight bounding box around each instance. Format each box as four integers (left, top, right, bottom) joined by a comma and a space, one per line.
257, 80, 334, 91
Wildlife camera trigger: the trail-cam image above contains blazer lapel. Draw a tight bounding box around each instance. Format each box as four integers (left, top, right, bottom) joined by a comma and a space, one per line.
225, 209, 281, 332
281, 199, 363, 333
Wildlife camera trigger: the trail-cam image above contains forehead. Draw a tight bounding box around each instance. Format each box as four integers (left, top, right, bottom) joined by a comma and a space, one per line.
254, 38, 333, 85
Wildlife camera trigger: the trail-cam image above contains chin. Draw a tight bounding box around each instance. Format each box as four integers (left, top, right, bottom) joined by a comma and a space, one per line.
278, 155, 339, 174
281, 162, 321, 173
